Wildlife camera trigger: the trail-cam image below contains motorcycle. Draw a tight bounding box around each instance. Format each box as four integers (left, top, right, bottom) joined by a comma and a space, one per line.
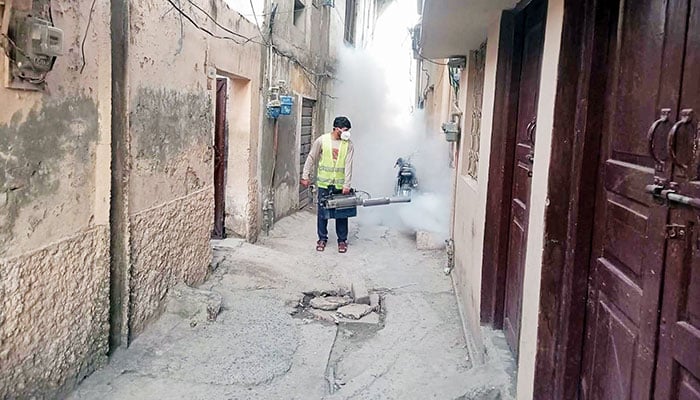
394, 157, 418, 197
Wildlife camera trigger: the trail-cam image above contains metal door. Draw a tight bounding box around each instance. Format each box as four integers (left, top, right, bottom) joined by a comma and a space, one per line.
212, 78, 227, 239
503, 0, 546, 355
299, 98, 315, 209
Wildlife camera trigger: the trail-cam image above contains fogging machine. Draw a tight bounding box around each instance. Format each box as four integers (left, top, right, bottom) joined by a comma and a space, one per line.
315, 185, 411, 219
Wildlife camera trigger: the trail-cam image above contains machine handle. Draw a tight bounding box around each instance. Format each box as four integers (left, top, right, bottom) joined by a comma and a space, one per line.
647, 108, 671, 169
667, 109, 694, 170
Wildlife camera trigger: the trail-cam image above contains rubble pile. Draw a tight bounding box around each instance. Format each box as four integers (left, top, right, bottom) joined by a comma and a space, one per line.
293, 282, 382, 325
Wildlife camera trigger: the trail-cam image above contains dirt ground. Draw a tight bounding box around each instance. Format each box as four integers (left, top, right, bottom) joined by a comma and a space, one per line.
68, 211, 514, 400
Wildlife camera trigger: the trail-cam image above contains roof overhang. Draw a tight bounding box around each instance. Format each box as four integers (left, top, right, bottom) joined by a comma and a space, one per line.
418, 0, 518, 59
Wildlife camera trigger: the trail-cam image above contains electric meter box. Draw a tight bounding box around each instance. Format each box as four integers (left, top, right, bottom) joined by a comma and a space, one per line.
280, 95, 294, 116
11, 15, 63, 74
441, 121, 460, 142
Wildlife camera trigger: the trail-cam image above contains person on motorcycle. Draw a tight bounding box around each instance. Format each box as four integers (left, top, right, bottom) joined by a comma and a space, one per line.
300, 116, 355, 253
395, 156, 418, 197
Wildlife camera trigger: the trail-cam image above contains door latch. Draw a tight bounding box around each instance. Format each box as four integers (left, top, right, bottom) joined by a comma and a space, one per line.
665, 224, 687, 239
645, 184, 700, 210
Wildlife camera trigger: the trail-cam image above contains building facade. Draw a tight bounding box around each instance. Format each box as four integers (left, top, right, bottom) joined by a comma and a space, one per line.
418, 0, 700, 398
0, 0, 382, 395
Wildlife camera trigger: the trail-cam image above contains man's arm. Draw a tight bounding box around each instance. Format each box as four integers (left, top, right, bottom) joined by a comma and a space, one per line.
343, 141, 354, 190
301, 136, 323, 183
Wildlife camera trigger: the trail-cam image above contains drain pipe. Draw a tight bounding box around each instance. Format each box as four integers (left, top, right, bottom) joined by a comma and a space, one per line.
444, 238, 455, 275
263, 118, 280, 235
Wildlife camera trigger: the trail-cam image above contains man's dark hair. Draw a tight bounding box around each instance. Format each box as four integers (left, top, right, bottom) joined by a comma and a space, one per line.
333, 116, 352, 129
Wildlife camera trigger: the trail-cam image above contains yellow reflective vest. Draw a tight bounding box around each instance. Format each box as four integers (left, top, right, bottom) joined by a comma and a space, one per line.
316, 133, 349, 189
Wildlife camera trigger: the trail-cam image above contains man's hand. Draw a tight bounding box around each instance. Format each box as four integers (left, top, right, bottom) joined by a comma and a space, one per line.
342, 187, 350, 195
300, 179, 310, 188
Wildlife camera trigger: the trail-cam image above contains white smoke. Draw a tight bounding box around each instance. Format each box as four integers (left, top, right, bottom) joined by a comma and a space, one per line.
331, 0, 452, 236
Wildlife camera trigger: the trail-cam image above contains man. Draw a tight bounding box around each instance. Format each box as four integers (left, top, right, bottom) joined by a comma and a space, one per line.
301, 116, 354, 253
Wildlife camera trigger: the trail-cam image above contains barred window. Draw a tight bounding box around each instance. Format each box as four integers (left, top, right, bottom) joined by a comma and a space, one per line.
463, 41, 486, 180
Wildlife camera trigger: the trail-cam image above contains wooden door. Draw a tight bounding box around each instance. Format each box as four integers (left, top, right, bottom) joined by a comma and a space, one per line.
299, 98, 314, 209
212, 78, 227, 239
655, 0, 700, 397
502, 0, 546, 355
580, 1, 682, 398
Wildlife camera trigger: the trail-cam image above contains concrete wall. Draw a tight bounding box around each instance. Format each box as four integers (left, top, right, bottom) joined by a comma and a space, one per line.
449, 16, 501, 362
124, 0, 263, 336
516, 0, 564, 397
1, 0, 263, 395
0, 0, 112, 397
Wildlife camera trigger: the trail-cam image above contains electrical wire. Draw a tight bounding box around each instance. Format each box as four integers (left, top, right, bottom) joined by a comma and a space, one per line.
48, 0, 55, 24
164, 0, 337, 99
164, 0, 258, 45
248, 0, 270, 46
186, 0, 260, 43
418, 54, 448, 66
80, 0, 97, 74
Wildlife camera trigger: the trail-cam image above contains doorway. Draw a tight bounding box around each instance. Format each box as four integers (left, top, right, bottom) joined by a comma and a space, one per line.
212, 77, 228, 239
299, 98, 315, 209
501, 0, 546, 356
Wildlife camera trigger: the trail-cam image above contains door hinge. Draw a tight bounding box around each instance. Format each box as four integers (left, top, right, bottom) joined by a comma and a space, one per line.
665, 224, 688, 239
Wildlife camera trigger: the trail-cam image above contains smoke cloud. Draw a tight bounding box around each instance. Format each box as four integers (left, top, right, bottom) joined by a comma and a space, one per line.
330, 1, 452, 237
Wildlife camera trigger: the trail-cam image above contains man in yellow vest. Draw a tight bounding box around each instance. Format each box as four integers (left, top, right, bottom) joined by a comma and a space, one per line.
300, 116, 354, 253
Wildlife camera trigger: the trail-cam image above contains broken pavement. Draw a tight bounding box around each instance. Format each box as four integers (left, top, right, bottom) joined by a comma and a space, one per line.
68, 212, 514, 399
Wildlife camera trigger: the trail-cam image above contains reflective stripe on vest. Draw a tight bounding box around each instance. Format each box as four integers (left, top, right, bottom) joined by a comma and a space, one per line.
317, 133, 348, 189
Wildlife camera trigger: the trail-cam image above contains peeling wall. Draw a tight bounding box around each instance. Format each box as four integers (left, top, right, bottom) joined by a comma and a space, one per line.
0, 228, 110, 399
0, 0, 112, 396
124, 0, 262, 337
273, 105, 300, 219
0, 95, 99, 257
129, 88, 213, 213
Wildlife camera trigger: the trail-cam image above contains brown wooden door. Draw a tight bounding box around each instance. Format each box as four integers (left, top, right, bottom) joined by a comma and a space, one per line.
212, 78, 227, 239
502, 0, 546, 355
299, 98, 314, 209
655, 1, 700, 397
580, 1, 684, 398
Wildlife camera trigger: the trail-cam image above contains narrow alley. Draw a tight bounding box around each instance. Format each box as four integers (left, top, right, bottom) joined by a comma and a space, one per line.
67, 213, 514, 399
3, 0, 699, 397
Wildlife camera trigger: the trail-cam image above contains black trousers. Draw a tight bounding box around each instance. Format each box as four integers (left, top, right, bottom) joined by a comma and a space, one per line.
317, 187, 348, 243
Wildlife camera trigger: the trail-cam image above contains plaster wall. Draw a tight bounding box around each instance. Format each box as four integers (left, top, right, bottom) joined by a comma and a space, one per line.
449, 16, 501, 363
125, 0, 263, 335
0, 228, 110, 399
420, 0, 517, 58
0, 0, 111, 258
515, 0, 564, 397
0, 0, 112, 397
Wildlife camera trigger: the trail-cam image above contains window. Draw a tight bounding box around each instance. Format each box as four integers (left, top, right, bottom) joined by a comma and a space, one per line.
462, 42, 486, 180
293, 0, 305, 27
344, 0, 356, 46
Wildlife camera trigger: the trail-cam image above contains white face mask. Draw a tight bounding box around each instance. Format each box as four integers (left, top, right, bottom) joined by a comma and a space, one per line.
340, 130, 351, 141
